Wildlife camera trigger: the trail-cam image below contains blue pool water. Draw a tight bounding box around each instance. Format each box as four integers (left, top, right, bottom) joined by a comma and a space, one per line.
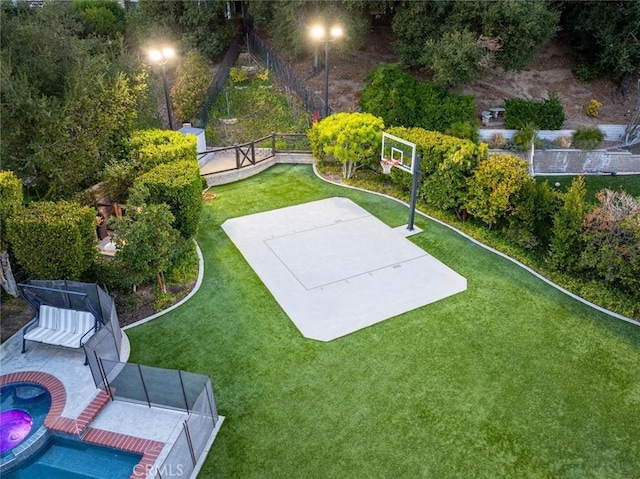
0, 383, 51, 456
4, 436, 143, 479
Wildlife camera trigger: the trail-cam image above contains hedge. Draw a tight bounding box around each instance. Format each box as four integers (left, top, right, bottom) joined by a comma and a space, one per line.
359, 63, 475, 132
135, 160, 202, 238
0, 171, 23, 246
127, 129, 198, 171
504, 93, 566, 130
386, 126, 487, 220
7, 201, 96, 280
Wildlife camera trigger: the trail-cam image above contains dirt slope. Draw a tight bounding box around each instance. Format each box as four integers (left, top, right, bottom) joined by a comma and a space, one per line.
294, 26, 636, 129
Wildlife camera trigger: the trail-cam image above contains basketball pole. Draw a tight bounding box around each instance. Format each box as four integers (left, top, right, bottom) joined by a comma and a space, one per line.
407, 154, 421, 231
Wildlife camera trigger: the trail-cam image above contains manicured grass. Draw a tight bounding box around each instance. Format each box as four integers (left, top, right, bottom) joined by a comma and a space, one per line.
127, 165, 640, 478
537, 174, 640, 203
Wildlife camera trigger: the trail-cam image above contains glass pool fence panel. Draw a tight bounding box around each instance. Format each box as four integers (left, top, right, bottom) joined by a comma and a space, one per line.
95, 360, 216, 413
152, 427, 195, 479
184, 382, 216, 456
85, 328, 120, 389
99, 359, 150, 406
139, 365, 188, 410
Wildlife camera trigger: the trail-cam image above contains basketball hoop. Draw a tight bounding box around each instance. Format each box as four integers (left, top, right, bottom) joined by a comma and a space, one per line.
380, 158, 398, 175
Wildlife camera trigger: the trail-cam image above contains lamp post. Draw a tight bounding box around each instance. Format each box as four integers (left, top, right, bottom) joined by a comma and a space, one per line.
149, 47, 176, 130
310, 24, 343, 118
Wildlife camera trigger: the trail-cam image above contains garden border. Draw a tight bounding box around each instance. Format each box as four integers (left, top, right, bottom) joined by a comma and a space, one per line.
122, 239, 204, 331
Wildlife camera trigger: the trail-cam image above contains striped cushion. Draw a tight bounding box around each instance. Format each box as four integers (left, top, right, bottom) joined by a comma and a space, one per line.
57, 309, 77, 333
76, 311, 95, 336
24, 326, 58, 343
38, 305, 58, 330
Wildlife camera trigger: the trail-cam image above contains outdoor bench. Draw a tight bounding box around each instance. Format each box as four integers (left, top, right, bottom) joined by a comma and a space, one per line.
22, 304, 97, 354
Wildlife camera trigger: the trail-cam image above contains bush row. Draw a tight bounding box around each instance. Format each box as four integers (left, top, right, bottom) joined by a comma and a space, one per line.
504, 94, 566, 130
2, 130, 202, 288
359, 64, 475, 133
310, 114, 638, 313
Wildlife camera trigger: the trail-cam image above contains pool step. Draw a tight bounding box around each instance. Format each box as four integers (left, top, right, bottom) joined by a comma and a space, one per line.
45, 390, 112, 437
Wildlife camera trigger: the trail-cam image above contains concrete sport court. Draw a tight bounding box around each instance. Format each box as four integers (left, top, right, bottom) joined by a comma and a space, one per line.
222, 197, 467, 341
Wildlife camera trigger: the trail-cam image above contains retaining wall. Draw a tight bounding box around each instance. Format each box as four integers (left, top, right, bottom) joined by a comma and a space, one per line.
531, 149, 640, 175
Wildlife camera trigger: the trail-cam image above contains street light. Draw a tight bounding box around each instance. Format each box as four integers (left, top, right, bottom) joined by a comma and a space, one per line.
148, 47, 176, 130
310, 24, 343, 118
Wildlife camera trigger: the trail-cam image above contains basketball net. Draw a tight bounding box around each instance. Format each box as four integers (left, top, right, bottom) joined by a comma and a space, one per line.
380, 158, 398, 175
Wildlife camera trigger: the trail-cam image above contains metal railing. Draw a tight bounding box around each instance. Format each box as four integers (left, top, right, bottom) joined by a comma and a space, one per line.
201, 132, 310, 175
194, 32, 244, 128
246, 30, 328, 117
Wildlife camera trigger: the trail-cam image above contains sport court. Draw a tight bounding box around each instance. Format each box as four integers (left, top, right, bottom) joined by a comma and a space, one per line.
222, 197, 467, 341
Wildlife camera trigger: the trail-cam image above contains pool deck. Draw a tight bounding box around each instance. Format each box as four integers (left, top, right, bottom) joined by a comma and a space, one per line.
0, 332, 222, 478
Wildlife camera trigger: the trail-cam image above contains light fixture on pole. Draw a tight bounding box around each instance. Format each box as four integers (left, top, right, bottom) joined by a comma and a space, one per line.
310, 24, 343, 118
148, 47, 176, 130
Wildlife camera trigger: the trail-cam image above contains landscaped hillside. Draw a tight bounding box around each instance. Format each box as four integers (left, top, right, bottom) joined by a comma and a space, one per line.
287, 25, 635, 130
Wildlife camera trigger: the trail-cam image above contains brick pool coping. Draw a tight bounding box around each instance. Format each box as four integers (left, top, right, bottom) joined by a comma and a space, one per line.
1, 371, 164, 479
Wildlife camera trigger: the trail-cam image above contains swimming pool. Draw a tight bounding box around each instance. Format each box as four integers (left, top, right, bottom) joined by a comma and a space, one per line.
3, 436, 143, 479
0, 383, 51, 456
1, 382, 143, 478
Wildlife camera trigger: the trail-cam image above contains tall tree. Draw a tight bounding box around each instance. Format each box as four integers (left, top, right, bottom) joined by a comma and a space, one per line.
560, 0, 640, 78
248, 0, 380, 59
0, 171, 22, 297
1, 1, 153, 198
393, 0, 560, 86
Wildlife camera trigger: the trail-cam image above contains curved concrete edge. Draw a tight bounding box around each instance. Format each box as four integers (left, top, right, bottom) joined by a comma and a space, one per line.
119, 331, 131, 362
312, 164, 640, 328
123, 239, 205, 331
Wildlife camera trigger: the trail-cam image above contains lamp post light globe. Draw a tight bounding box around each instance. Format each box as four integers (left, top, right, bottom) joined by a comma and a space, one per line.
310, 23, 343, 118
148, 47, 176, 130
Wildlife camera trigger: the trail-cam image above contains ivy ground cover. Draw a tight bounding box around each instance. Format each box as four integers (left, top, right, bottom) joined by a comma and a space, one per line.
127, 165, 640, 478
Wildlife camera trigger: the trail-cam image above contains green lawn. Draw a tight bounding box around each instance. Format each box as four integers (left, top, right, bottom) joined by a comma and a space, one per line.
127, 165, 640, 478
537, 174, 640, 203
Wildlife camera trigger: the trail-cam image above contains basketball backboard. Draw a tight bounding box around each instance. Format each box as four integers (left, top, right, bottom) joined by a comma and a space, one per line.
381, 132, 417, 174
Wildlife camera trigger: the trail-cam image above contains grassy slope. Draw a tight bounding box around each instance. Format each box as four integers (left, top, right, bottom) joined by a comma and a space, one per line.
127, 165, 640, 478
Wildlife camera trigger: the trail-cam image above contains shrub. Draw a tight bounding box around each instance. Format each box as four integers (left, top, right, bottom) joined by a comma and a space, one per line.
0, 171, 23, 246
549, 176, 586, 271
127, 129, 197, 169
102, 129, 198, 204
7, 201, 96, 280
539, 93, 567, 130
110, 202, 182, 291
505, 180, 561, 251
445, 120, 480, 144
512, 124, 542, 151
554, 136, 572, 148
571, 127, 604, 150
586, 99, 602, 117
504, 93, 566, 130
579, 189, 640, 299
229, 67, 249, 85
171, 51, 211, 124
359, 63, 475, 132
134, 160, 203, 238
386, 126, 488, 221
307, 112, 385, 179
488, 133, 507, 149
466, 153, 532, 228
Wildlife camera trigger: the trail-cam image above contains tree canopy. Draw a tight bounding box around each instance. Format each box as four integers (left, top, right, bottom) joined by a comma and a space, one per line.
0, 1, 155, 199
392, 0, 560, 87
